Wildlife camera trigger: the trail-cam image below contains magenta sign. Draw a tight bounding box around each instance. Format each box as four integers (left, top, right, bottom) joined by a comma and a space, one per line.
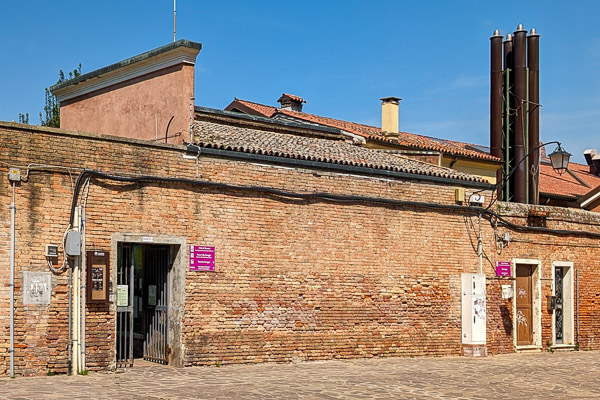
189, 246, 215, 272
496, 261, 511, 277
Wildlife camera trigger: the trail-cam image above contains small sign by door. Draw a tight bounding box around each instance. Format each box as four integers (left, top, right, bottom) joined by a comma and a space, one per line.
189, 245, 215, 271
148, 285, 157, 306
116, 284, 129, 307
501, 284, 513, 299
496, 261, 511, 277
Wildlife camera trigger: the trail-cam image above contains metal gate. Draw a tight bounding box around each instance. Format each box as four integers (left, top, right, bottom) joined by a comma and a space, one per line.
555, 267, 564, 344
143, 246, 170, 364
116, 244, 134, 367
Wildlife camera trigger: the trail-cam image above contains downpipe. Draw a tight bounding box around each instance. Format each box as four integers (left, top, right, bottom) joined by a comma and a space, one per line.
68, 259, 72, 375
477, 213, 483, 274
69, 207, 82, 375
80, 207, 86, 371
9, 181, 15, 377
72, 207, 81, 373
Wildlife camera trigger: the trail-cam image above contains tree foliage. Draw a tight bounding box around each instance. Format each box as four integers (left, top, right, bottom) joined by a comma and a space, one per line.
18, 113, 29, 124
39, 64, 82, 128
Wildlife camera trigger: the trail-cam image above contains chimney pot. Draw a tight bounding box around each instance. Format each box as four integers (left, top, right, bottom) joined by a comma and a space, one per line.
593, 155, 600, 177
380, 96, 401, 138
584, 149, 599, 175
277, 93, 306, 112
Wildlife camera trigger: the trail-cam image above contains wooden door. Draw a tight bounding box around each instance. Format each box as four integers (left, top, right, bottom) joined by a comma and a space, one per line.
516, 265, 533, 345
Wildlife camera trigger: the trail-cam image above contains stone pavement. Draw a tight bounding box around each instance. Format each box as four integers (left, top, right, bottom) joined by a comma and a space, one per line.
1, 351, 599, 399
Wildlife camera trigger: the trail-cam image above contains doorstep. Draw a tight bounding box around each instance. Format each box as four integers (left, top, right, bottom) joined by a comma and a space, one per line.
515, 345, 541, 352
462, 344, 488, 357
550, 344, 576, 352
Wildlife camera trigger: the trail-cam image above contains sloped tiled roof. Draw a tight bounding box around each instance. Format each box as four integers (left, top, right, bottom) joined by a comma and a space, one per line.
279, 93, 306, 103
539, 162, 600, 198
228, 99, 500, 162
192, 120, 488, 183
229, 98, 278, 117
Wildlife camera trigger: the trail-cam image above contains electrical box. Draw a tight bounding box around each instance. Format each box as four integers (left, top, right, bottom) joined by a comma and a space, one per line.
87, 251, 110, 304
45, 244, 59, 258
461, 273, 487, 344
455, 188, 465, 203
8, 167, 21, 182
468, 193, 485, 205
65, 231, 81, 256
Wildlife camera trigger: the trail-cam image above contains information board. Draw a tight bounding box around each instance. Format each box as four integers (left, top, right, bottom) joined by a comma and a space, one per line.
495, 261, 511, 277
189, 245, 215, 271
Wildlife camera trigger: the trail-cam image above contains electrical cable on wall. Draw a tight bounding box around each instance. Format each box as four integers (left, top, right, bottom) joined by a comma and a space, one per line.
66, 169, 600, 240
47, 225, 73, 273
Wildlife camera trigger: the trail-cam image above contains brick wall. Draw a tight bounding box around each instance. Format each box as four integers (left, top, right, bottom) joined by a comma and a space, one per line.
1, 122, 599, 375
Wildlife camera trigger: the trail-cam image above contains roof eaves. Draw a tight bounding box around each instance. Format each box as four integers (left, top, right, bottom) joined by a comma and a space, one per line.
51, 39, 202, 93
368, 135, 501, 162
539, 191, 579, 201
187, 144, 494, 189
579, 185, 600, 207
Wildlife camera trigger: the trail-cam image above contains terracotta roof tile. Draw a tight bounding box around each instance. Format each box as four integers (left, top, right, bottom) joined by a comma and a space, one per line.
231, 99, 499, 162
539, 162, 600, 198
192, 120, 488, 184
231, 99, 278, 117
279, 93, 306, 103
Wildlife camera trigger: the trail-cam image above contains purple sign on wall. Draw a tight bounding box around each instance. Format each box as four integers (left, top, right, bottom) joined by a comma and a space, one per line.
189, 246, 215, 272
495, 261, 511, 277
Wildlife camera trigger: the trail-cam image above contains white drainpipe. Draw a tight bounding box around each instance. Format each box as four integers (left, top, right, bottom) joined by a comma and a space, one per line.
80, 207, 86, 371
477, 213, 483, 274
72, 207, 81, 373
9, 180, 16, 377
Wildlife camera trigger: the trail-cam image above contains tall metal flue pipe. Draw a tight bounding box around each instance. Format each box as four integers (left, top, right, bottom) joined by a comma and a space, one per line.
503, 34, 513, 201
512, 24, 528, 204
527, 28, 541, 204
490, 30, 504, 198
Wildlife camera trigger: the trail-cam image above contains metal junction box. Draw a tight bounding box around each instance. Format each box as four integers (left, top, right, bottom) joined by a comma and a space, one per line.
8, 167, 21, 182
65, 231, 81, 256
461, 273, 487, 344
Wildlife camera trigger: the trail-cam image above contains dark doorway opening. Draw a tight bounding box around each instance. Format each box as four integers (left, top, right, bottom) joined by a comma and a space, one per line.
117, 243, 170, 366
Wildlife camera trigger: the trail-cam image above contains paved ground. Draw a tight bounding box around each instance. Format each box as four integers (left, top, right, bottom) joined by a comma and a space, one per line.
1, 351, 599, 399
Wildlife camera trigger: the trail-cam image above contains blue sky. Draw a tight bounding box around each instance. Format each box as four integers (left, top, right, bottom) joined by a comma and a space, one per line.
2, 1, 598, 163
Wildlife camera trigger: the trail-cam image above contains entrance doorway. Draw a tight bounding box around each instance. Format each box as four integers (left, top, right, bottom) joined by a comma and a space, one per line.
553, 262, 574, 346
515, 264, 533, 346
116, 243, 170, 366
554, 266, 565, 344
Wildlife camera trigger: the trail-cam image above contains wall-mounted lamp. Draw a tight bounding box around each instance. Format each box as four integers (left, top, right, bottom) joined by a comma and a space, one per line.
548, 143, 572, 174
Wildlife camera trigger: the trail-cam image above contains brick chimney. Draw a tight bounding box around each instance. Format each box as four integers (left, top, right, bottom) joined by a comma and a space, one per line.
380, 96, 401, 138
584, 149, 600, 176
51, 40, 202, 144
277, 93, 305, 112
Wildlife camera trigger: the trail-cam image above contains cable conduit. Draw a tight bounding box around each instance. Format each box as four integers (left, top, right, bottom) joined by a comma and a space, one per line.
69, 169, 600, 239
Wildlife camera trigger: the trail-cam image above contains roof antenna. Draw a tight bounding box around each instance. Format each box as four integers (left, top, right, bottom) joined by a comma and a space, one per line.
173, 0, 176, 42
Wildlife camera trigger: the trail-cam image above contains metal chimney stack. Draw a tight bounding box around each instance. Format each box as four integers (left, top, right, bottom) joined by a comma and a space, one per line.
513, 24, 528, 204
527, 28, 541, 204
489, 25, 541, 204
489, 30, 503, 199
